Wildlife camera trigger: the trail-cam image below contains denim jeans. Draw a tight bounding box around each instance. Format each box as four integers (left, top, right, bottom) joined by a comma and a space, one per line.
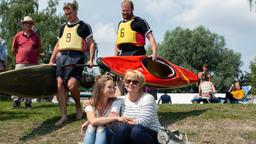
110, 124, 158, 144
83, 124, 107, 144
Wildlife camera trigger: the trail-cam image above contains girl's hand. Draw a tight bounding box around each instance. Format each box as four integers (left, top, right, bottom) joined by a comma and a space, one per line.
80, 121, 89, 135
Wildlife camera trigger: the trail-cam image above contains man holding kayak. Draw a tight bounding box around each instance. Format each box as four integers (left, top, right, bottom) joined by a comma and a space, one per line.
114, 0, 158, 96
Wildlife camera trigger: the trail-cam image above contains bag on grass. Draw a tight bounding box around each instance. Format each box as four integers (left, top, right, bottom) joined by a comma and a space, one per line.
157, 126, 190, 144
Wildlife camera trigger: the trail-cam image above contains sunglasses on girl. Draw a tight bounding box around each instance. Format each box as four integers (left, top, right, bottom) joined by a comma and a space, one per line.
125, 79, 139, 85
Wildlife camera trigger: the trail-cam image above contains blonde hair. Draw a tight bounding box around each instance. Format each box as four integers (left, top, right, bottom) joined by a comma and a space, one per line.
91, 75, 115, 108
124, 69, 145, 88
121, 0, 134, 10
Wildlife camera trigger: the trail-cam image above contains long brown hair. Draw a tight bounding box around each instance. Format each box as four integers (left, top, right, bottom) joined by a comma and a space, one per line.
91, 75, 115, 109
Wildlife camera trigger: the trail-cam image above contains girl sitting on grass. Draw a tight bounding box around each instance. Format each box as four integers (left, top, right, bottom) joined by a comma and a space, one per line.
81, 75, 124, 144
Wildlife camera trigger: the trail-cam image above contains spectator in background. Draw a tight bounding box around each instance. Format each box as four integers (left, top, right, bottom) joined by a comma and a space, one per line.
11, 16, 41, 109
198, 64, 211, 83
0, 38, 7, 72
191, 74, 216, 103
158, 92, 172, 104
224, 81, 245, 103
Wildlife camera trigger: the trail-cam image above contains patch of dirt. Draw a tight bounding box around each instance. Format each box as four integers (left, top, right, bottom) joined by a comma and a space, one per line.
166, 119, 256, 144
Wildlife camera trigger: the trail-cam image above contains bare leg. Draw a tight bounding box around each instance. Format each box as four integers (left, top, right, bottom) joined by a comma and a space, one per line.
55, 77, 68, 126
68, 77, 83, 120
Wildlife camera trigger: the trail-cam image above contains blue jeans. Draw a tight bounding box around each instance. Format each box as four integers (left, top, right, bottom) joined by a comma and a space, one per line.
110, 124, 158, 144
83, 124, 107, 144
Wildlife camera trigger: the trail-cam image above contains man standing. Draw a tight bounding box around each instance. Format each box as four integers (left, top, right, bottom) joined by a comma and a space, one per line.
49, 2, 95, 126
0, 38, 7, 72
115, 0, 158, 58
198, 64, 211, 82
115, 0, 158, 95
11, 16, 41, 109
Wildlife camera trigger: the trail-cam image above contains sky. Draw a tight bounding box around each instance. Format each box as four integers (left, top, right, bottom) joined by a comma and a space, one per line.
39, 0, 256, 72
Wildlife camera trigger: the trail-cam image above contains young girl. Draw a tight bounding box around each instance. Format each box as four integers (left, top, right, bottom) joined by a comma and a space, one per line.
81, 75, 123, 144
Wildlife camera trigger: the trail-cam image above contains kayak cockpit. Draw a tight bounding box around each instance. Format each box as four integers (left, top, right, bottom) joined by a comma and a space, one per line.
142, 58, 175, 79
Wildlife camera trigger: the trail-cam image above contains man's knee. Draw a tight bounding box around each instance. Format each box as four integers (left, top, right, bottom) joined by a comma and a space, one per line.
67, 77, 79, 90
57, 77, 64, 90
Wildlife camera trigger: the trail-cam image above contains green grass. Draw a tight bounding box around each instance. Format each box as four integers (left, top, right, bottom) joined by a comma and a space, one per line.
0, 101, 256, 144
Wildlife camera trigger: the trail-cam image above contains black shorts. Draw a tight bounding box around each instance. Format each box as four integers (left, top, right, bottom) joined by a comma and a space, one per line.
119, 45, 146, 56
120, 50, 146, 56
56, 51, 85, 86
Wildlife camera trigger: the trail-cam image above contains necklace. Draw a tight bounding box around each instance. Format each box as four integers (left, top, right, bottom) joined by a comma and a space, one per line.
97, 103, 111, 117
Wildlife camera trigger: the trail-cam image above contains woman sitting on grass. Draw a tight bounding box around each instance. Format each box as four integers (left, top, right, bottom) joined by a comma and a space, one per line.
191, 75, 216, 103
110, 70, 161, 144
81, 75, 124, 144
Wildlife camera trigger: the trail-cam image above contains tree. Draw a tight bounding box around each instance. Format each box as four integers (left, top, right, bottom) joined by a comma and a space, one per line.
34, 0, 65, 63
249, 0, 256, 11
148, 26, 242, 92
0, 0, 65, 67
248, 57, 256, 94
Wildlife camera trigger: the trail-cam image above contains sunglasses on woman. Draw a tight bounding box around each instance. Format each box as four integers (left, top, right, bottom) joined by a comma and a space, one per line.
125, 79, 139, 85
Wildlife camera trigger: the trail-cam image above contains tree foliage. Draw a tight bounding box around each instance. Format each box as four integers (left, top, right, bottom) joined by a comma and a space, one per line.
248, 57, 256, 94
0, 0, 65, 67
149, 26, 242, 92
249, 0, 256, 11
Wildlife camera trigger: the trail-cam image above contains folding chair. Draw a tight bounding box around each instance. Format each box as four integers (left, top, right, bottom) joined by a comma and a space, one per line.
238, 86, 252, 104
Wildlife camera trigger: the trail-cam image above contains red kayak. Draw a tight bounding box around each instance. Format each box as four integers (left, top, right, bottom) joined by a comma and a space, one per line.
97, 56, 198, 88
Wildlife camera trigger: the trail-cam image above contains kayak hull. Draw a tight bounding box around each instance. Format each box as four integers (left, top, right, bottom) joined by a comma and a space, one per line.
97, 56, 198, 88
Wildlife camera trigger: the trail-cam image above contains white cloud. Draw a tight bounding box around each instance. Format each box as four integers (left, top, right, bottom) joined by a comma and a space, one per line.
94, 23, 116, 44
38, 0, 256, 71
142, 0, 256, 71
93, 23, 116, 57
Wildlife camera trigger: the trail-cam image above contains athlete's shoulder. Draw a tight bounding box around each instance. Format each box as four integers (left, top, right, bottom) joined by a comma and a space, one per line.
134, 16, 147, 22
132, 16, 149, 27
79, 21, 91, 28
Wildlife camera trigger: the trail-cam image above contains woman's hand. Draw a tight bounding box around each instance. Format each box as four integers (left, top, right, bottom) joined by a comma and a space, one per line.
80, 121, 89, 135
229, 84, 234, 92
124, 117, 136, 125
115, 117, 125, 123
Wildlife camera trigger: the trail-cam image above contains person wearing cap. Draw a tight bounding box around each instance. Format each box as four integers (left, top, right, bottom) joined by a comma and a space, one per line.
11, 16, 41, 109
49, 2, 95, 126
0, 38, 7, 72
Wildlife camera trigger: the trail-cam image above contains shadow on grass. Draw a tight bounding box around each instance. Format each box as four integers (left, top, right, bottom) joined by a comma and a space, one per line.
19, 113, 78, 142
158, 108, 211, 126
0, 111, 42, 121
31, 103, 59, 109
0, 103, 57, 121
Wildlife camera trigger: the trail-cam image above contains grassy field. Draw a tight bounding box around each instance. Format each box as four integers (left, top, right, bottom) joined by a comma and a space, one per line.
0, 101, 256, 144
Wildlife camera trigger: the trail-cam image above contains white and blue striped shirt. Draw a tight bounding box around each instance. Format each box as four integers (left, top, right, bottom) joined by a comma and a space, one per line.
120, 93, 161, 132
